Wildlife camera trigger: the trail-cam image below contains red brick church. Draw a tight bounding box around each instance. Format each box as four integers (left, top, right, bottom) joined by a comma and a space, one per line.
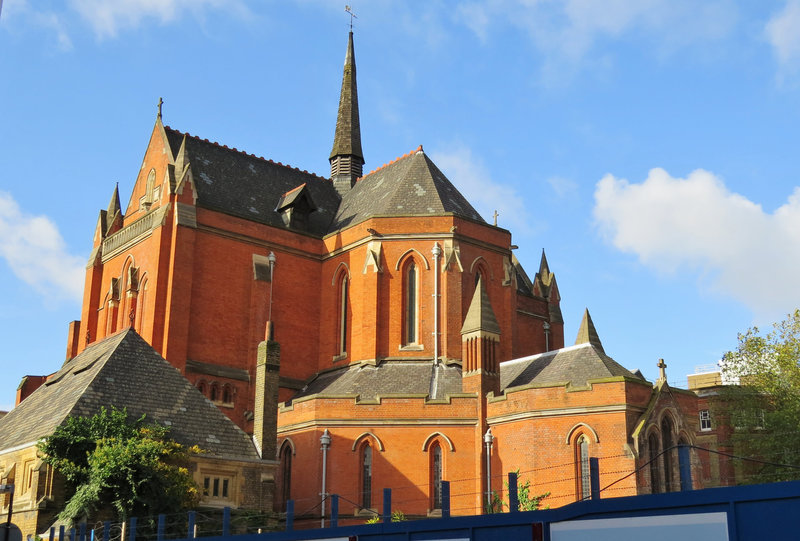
20, 31, 732, 519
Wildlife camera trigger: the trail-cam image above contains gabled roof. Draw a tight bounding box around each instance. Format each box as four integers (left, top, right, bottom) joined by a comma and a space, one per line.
331, 146, 484, 230
163, 127, 340, 236
0, 329, 259, 460
292, 361, 463, 401
500, 342, 640, 390
276, 183, 315, 213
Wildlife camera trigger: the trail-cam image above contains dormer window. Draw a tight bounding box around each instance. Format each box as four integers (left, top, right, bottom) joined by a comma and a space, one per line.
275, 183, 316, 231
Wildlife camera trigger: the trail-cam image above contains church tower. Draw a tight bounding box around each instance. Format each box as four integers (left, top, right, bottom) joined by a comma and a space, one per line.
329, 31, 364, 195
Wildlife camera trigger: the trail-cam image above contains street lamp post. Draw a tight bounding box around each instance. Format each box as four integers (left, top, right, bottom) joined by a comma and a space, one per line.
1, 483, 14, 541
320, 429, 331, 528
484, 428, 494, 512
267, 251, 276, 340
543, 321, 551, 351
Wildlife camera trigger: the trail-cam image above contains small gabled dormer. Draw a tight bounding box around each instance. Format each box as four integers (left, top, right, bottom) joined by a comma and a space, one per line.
275, 183, 316, 231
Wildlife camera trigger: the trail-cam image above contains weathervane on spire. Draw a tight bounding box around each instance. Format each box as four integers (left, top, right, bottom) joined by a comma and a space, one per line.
157, 97, 163, 120
345, 5, 357, 30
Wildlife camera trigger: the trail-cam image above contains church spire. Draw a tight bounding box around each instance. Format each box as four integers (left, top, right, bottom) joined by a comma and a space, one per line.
329, 30, 364, 196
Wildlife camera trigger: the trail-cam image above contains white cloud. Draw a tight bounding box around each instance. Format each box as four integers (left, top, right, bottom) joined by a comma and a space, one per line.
2, 0, 73, 50
766, 1, 800, 76
593, 168, 800, 320
431, 145, 537, 236
546, 176, 579, 199
455, 0, 736, 83
0, 192, 84, 302
69, 0, 247, 39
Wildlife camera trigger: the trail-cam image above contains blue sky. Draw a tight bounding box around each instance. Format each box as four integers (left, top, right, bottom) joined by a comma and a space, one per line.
2, 1, 800, 411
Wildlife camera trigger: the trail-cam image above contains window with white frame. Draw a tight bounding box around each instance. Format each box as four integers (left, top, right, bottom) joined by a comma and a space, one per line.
699, 409, 712, 431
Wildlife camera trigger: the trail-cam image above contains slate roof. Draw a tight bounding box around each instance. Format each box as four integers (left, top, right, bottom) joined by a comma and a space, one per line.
0, 329, 260, 460
163, 129, 485, 237
331, 147, 485, 230
500, 342, 640, 390
164, 127, 340, 236
292, 361, 463, 401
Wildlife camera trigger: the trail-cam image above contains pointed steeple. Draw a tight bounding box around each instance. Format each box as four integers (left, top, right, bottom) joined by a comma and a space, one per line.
329, 31, 365, 195
105, 183, 122, 234
538, 249, 551, 282
107, 183, 121, 216
574, 308, 604, 353
461, 278, 501, 336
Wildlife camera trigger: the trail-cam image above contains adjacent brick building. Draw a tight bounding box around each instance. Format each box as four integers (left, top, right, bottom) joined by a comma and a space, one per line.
0, 329, 278, 537
8, 30, 734, 526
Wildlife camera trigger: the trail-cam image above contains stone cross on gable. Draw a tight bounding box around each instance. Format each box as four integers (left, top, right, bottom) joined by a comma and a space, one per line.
657, 358, 667, 381
157, 97, 163, 120
493, 210, 499, 227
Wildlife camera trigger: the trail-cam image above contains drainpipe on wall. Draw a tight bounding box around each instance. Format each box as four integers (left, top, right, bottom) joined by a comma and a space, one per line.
320, 429, 331, 528
431, 242, 442, 365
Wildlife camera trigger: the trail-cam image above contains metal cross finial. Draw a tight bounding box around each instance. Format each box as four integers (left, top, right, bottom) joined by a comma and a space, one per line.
157, 97, 163, 120
493, 210, 499, 227
345, 5, 357, 30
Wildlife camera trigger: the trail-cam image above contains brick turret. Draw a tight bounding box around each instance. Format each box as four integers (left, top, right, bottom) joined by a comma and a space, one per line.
461, 278, 501, 396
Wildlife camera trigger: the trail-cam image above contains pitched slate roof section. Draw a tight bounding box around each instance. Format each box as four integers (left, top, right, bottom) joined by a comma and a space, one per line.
500, 342, 639, 390
292, 361, 463, 401
0, 329, 260, 460
163, 127, 340, 236
331, 147, 484, 230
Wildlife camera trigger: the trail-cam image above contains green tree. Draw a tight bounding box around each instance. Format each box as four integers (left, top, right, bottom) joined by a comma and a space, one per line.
720, 309, 800, 483
486, 470, 549, 513
38, 407, 200, 523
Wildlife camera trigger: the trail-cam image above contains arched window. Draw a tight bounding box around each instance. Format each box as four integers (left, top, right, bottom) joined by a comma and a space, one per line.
222, 384, 232, 404
210, 383, 219, 402
277, 443, 292, 512
648, 432, 661, 494
361, 443, 373, 509
576, 435, 591, 500
431, 442, 443, 509
144, 168, 156, 209
338, 273, 349, 356
197, 381, 207, 396
662, 416, 675, 492
404, 260, 418, 344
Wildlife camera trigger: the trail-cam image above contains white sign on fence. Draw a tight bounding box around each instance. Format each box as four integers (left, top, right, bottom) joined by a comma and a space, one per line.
551, 511, 728, 541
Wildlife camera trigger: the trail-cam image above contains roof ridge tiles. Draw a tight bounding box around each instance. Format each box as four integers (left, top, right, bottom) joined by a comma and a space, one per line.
164, 126, 330, 181
282, 183, 307, 197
